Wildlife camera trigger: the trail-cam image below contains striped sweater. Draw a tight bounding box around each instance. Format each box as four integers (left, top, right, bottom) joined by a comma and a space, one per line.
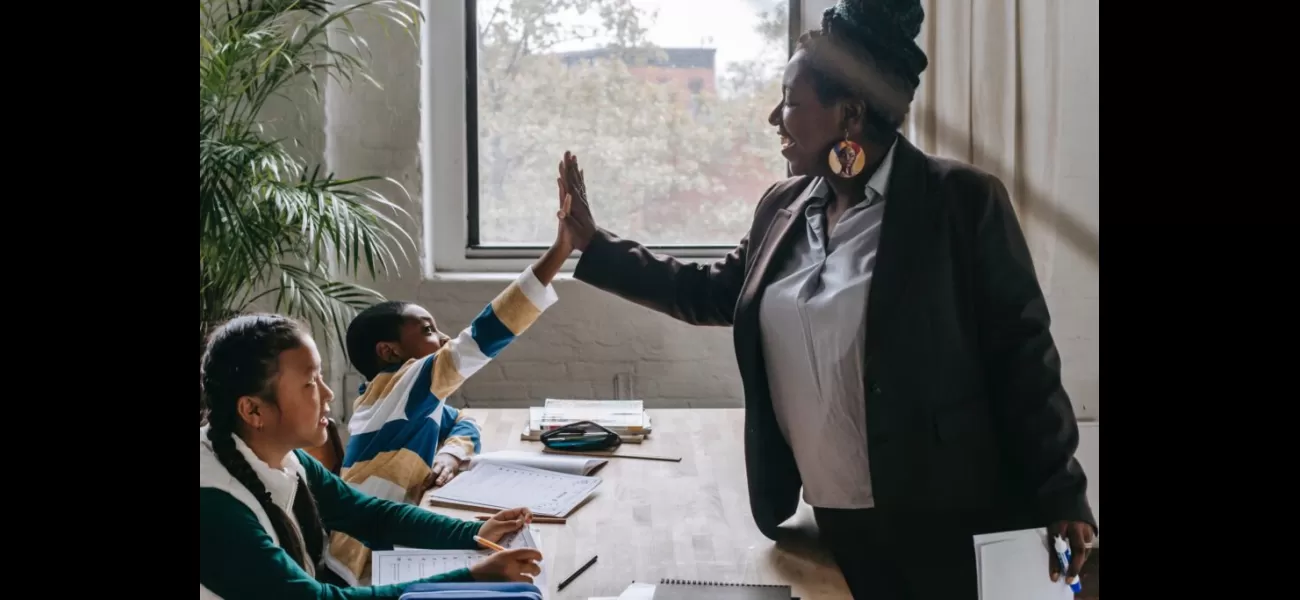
328, 265, 559, 583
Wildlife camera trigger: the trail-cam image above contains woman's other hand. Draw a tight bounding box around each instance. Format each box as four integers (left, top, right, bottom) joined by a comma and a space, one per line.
557, 151, 597, 251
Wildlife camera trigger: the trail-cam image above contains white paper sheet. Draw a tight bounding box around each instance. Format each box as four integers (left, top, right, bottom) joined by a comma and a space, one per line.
430, 462, 602, 517
615, 582, 657, 600
972, 528, 1074, 600
372, 526, 548, 595
472, 450, 607, 476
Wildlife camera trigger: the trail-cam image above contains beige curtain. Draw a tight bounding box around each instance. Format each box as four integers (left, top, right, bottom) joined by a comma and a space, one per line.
906, 0, 1099, 418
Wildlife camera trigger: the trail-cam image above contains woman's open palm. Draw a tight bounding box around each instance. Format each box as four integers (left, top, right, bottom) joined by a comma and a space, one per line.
556, 151, 597, 251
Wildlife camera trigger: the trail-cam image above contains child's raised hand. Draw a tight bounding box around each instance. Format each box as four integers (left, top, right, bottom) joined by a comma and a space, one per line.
477, 506, 533, 542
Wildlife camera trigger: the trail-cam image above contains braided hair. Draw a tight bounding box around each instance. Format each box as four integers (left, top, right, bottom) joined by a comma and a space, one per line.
795, 0, 929, 142
200, 314, 327, 575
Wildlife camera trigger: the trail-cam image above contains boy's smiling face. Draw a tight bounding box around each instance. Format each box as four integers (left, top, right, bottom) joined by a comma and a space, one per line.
390, 304, 450, 362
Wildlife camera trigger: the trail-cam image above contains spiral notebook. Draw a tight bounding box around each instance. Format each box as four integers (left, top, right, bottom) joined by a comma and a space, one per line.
652, 578, 793, 600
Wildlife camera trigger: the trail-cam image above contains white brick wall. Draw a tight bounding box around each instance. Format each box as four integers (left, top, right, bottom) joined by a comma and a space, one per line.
411, 279, 743, 409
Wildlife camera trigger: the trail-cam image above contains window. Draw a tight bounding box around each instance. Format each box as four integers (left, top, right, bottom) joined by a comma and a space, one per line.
425, 1, 802, 272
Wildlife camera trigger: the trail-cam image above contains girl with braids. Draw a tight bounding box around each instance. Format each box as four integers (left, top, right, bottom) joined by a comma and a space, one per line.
199, 314, 542, 599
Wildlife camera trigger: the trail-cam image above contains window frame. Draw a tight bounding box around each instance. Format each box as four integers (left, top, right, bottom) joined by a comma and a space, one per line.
423, 0, 803, 274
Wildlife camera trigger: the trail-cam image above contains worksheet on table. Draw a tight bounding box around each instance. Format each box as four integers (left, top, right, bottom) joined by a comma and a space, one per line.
372, 527, 547, 592
429, 462, 601, 517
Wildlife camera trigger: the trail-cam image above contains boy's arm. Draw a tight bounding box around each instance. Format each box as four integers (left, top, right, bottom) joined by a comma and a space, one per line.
436, 405, 481, 461
428, 406, 483, 486
427, 244, 566, 402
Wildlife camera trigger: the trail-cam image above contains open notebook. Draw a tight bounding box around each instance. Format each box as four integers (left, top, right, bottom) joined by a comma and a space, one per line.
429, 462, 601, 517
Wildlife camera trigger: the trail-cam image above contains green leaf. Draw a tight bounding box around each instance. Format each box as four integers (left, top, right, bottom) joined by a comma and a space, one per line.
201, 0, 421, 351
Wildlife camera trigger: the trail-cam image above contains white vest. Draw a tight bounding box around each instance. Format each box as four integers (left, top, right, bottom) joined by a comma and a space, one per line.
198, 427, 357, 598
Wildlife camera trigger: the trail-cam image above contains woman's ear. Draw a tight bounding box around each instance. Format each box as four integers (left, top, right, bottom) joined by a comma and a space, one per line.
839, 99, 868, 138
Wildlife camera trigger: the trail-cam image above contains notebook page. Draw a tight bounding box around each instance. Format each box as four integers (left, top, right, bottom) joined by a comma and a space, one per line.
372, 527, 546, 590
429, 462, 602, 517
973, 528, 1073, 600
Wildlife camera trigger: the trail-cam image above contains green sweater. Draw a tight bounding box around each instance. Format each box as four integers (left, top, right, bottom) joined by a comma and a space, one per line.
199, 449, 484, 599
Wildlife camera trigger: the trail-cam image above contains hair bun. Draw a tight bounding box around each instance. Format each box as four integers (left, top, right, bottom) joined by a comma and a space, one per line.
820, 0, 929, 93
837, 0, 925, 39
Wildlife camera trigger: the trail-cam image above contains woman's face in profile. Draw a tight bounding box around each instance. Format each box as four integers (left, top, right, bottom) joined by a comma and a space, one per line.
768, 50, 841, 177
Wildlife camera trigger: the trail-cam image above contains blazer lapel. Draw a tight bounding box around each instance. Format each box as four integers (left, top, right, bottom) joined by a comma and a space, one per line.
737, 178, 820, 318
866, 137, 937, 352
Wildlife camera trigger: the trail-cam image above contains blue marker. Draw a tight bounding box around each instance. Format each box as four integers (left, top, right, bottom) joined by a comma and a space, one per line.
1053, 536, 1083, 593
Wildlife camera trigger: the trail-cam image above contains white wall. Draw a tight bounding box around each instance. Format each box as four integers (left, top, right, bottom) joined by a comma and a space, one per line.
302, 0, 1098, 427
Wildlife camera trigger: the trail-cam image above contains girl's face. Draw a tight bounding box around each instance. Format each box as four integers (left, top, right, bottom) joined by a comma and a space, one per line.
256, 334, 334, 450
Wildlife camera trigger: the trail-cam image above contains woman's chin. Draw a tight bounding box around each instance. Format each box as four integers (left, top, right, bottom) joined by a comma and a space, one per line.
786, 159, 814, 176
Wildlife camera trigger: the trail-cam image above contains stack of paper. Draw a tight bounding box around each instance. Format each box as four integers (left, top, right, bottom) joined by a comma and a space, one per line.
972, 528, 1075, 600
520, 400, 654, 443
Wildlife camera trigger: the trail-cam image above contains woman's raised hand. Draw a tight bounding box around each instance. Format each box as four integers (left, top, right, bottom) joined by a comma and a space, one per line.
556, 151, 597, 251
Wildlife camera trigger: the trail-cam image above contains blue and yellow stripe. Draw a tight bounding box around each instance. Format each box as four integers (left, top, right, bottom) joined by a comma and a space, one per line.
329, 265, 558, 582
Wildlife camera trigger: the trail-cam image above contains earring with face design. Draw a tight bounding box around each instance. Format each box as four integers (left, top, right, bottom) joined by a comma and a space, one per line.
829, 129, 866, 178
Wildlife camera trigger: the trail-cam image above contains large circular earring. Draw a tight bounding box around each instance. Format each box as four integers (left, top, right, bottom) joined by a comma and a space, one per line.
828, 130, 866, 178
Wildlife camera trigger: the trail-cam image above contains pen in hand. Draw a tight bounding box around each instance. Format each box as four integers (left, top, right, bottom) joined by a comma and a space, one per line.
1053, 536, 1082, 593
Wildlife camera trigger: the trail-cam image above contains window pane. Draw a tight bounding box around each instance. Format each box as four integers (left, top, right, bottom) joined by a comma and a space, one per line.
474, 0, 791, 247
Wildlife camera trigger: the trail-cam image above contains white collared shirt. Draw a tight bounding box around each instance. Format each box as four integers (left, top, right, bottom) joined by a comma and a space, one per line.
757, 139, 897, 509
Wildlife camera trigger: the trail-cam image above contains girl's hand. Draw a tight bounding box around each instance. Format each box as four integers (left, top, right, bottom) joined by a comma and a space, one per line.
469, 548, 543, 583
477, 506, 532, 542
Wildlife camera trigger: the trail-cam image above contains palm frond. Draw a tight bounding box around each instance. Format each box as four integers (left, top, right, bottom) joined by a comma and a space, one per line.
200, 0, 422, 349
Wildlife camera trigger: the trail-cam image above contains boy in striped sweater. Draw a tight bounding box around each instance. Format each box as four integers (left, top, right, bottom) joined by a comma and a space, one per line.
326, 178, 578, 584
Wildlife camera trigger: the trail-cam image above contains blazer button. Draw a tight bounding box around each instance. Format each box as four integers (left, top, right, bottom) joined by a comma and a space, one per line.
871, 383, 883, 395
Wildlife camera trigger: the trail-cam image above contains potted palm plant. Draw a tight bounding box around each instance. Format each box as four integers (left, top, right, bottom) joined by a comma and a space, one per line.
200, 0, 420, 422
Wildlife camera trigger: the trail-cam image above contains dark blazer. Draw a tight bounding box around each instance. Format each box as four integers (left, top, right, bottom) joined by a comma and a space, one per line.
573, 136, 1095, 540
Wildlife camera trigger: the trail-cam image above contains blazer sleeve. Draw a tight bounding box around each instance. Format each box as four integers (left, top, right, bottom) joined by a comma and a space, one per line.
970, 174, 1096, 533
571, 182, 780, 326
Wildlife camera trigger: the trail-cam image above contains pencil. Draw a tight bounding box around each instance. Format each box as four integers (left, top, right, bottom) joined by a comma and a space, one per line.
557, 554, 598, 591
473, 536, 507, 552
474, 514, 567, 524
541, 448, 682, 462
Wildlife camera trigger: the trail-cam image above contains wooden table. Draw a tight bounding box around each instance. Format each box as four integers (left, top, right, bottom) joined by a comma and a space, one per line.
420, 408, 850, 599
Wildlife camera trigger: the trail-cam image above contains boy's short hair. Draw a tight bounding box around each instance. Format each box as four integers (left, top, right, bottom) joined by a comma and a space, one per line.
345, 300, 411, 380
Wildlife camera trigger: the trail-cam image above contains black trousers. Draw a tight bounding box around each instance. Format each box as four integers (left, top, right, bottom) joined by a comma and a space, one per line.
813, 507, 982, 600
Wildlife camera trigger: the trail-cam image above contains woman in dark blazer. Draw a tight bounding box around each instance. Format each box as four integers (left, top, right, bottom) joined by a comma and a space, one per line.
553, 1, 1095, 598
